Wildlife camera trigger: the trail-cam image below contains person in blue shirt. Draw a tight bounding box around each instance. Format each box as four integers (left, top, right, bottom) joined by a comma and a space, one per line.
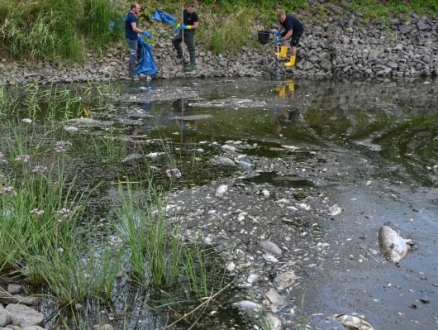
275, 11, 304, 67
125, 3, 152, 78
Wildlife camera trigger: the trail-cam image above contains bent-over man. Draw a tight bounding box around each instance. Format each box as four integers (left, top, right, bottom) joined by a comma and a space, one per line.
275, 11, 304, 67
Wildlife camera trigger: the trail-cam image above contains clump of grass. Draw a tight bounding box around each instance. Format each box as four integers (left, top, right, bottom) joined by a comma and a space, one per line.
115, 180, 181, 286
0, 0, 124, 62
114, 179, 210, 295
199, 8, 257, 54
0, 81, 116, 120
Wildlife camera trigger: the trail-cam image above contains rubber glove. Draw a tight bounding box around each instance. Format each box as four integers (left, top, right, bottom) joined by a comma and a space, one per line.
174, 23, 180, 34
141, 30, 152, 39
276, 38, 284, 43
138, 36, 144, 45
181, 24, 192, 30
275, 30, 280, 37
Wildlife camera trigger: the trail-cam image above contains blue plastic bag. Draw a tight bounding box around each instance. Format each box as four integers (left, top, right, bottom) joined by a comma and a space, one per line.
135, 42, 157, 77
151, 10, 176, 27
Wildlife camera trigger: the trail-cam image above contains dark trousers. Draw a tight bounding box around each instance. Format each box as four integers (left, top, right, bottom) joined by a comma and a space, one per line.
127, 38, 143, 64
172, 30, 195, 54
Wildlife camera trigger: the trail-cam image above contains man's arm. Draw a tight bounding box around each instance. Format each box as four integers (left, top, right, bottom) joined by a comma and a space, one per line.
131, 22, 143, 34
283, 29, 293, 40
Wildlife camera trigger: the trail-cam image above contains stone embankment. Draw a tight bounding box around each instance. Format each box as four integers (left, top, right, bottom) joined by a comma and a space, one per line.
0, 1, 437, 84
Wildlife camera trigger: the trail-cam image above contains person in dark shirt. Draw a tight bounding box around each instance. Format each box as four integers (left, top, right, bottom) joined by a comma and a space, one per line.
125, 3, 152, 78
172, 3, 199, 72
275, 11, 304, 67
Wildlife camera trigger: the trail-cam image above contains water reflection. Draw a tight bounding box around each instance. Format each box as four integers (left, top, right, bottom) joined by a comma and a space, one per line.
115, 77, 438, 185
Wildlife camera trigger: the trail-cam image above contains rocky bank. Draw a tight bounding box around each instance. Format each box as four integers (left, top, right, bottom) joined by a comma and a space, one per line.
1, 0, 438, 85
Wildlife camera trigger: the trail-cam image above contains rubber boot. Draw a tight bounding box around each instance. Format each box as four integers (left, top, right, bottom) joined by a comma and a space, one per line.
175, 44, 183, 59
128, 62, 137, 78
287, 79, 295, 92
275, 46, 288, 59
285, 56, 296, 67
273, 86, 286, 98
185, 51, 196, 72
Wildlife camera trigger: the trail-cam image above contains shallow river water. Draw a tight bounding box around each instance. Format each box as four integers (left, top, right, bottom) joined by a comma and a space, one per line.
3, 76, 438, 330
109, 76, 438, 329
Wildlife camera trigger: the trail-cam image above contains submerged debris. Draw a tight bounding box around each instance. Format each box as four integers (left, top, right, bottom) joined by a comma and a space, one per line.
273, 271, 297, 290
334, 313, 375, 330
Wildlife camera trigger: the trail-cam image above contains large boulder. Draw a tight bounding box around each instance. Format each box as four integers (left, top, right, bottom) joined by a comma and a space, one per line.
5, 304, 44, 328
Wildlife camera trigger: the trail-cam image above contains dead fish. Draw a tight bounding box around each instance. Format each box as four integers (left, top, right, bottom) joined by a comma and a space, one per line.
247, 274, 259, 283
145, 152, 165, 159
328, 204, 342, 216
215, 184, 228, 196
172, 114, 213, 121
66, 117, 110, 126
263, 254, 279, 262
221, 145, 236, 152
122, 153, 143, 163
298, 203, 311, 211
232, 300, 261, 310
64, 126, 79, 133
378, 226, 411, 262
258, 240, 282, 256
334, 313, 374, 330
226, 262, 235, 271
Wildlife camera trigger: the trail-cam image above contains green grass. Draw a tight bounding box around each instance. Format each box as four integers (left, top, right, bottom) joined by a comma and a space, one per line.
0, 82, 116, 121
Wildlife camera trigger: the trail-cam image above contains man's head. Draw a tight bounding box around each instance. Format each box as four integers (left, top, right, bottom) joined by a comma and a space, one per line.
278, 11, 286, 23
131, 3, 141, 15
187, 3, 195, 14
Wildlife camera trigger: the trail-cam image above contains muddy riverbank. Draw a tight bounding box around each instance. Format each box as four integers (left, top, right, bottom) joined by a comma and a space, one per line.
1, 0, 438, 85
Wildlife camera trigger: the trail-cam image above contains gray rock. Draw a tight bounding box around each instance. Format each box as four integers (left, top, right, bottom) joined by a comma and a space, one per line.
387, 61, 398, 69
265, 288, 286, 312
0, 309, 12, 327
399, 25, 411, 34
22, 327, 46, 330
368, 49, 384, 61
417, 21, 430, 30
93, 325, 113, 330
211, 156, 236, 166
6, 285, 21, 295
320, 59, 333, 71
5, 304, 44, 328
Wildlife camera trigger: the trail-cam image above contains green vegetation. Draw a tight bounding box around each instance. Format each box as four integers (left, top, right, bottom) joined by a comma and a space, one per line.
1, 0, 437, 61
0, 84, 233, 328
